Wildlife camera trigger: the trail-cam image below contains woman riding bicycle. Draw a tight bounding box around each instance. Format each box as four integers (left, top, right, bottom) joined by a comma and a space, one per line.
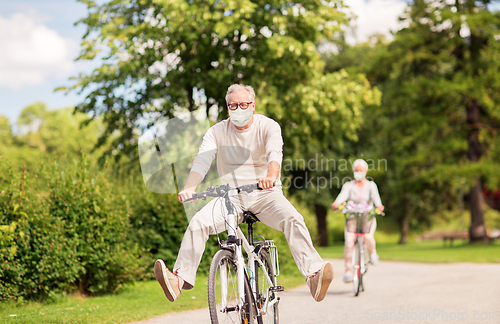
331, 159, 384, 283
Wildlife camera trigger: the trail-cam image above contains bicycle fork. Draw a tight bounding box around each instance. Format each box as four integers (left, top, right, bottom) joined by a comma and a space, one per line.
226, 212, 247, 310
354, 234, 367, 275
236, 244, 246, 308
360, 236, 368, 275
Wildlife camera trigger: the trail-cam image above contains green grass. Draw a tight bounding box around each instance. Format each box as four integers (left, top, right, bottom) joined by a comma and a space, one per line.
0, 274, 305, 324
4, 237, 498, 324
317, 240, 500, 263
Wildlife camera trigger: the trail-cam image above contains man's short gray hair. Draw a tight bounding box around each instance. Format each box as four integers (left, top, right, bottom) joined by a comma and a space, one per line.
353, 159, 368, 171
225, 84, 255, 103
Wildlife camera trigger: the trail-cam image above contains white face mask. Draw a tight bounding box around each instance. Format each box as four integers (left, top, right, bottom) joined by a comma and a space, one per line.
229, 108, 253, 127
354, 172, 366, 181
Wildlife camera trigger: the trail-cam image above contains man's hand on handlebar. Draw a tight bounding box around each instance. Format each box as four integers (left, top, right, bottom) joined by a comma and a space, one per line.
258, 176, 276, 190
180, 181, 277, 204
178, 187, 197, 203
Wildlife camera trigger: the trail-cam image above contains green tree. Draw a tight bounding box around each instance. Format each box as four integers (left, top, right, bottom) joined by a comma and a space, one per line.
16, 104, 102, 159
0, 109, 43, 172
325, 0, 500, 242
16, 102, 48, 151
274, 70, 381, 246
0, 116, 12, 147
64, 0, 347, 157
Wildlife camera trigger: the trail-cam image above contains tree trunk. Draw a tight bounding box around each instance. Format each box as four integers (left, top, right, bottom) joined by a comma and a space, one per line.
469, 179, 488, 242
466, 99, 488, 242
399, 215, 409, 244
314, 204, 328, 247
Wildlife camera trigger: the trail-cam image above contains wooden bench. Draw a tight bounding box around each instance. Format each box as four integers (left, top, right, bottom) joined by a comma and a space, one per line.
442, 232, 469, 246
418, 230, 499, 245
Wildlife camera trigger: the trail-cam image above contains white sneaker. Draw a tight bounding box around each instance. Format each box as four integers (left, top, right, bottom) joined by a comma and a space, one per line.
343, 271, 352, 283
370, 253, 379, 265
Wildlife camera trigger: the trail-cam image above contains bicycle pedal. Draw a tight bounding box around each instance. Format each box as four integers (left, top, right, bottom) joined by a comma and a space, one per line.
270, 285, 284, 292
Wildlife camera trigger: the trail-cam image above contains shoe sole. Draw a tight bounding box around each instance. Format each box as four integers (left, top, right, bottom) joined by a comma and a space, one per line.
315, 262, 334, 302
154, 259, 177, 302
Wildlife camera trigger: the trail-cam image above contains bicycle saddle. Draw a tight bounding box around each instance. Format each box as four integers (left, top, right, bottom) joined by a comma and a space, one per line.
243, 211, 260, 224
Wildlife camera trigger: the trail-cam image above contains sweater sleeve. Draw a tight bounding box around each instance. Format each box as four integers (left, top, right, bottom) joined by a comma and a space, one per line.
370, 181, 382, 207
190, 126, 218, 178
265, 120, 284, 166
334, 182, 351, 205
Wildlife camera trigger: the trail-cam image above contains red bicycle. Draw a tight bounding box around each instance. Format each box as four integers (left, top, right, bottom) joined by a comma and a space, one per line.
339, 201, 384, 296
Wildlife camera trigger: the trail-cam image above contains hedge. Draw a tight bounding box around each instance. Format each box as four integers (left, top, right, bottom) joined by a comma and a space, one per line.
0, 161, 145, 300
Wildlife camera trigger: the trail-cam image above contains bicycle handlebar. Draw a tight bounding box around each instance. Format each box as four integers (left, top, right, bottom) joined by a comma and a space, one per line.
183, 182, 275, 203
333, 203, 385, 216
338, 209, 385, 217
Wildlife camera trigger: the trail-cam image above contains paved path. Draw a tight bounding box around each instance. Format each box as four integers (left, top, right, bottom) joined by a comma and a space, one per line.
129, 259, 500, 324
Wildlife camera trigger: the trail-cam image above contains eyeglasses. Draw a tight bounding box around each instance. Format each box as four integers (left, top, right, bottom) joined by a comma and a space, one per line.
227, 102, 253, 110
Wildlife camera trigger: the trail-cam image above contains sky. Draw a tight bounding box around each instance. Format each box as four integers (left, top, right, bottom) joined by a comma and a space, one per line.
0, 0, 463, 125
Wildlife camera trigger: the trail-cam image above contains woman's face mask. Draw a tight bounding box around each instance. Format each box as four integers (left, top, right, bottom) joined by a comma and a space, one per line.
229, 107, 253, 127
354, 171, 366, 181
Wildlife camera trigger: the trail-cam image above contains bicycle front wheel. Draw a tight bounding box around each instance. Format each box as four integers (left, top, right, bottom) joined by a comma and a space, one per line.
208, 249, 254, 324
255, 249, 279, 324
352, 240, 361, 296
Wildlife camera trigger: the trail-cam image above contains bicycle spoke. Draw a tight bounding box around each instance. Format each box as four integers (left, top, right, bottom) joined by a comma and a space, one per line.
209, 251, 244, 324
216, 264, 240, 322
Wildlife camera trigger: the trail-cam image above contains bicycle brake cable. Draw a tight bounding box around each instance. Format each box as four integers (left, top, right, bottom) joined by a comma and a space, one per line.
213, 196, 223, 245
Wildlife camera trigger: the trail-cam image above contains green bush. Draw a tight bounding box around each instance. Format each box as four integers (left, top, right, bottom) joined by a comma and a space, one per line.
0, 165, 78, 300
46, 160, 146, 295
127, 188, 187, 273
0, 168, 29, 300
0, 159, 146, 301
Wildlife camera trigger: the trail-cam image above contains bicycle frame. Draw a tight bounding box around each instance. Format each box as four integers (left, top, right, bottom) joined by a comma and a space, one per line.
353, 233, 368, 276
222, 204, 278, 317
350, 212, 372, 296
236, 227, 278, 315
353, 211, 371, 271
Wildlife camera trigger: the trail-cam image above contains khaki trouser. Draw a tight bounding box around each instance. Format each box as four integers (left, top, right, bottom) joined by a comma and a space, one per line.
174, 187, 325, 289
344, 218, 377, 272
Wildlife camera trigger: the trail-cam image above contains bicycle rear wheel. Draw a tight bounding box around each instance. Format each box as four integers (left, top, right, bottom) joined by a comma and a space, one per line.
255, 249, 279, 324
208, 249, 254, 324
352, 240, 361, 296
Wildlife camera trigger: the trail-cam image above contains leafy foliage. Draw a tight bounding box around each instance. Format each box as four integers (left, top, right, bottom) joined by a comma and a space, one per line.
46, 159, 146, 295
323, 0, 500, 242
0, 160, 146, 300
64, 0, 347, 157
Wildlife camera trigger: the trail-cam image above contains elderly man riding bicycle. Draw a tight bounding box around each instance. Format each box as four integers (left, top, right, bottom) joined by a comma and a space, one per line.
154, 84, 334, 303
